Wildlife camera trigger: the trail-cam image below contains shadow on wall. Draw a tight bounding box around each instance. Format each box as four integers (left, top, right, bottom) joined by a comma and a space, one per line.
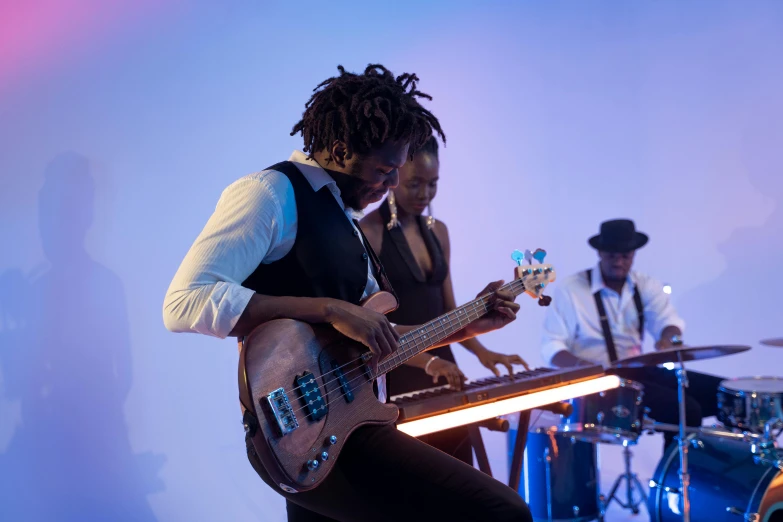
677, 114, 783, 368
0, 152, 164, 521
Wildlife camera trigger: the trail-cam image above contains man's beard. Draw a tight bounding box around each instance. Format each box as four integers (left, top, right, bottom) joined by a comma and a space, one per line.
324, 160, 367, 210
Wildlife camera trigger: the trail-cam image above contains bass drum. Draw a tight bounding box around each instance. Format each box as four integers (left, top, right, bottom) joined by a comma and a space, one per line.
508, 428, 601, 522
648, 432, 783, 522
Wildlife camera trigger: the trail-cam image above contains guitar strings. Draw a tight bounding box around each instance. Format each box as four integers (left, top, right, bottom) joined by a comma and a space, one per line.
277, 278, 526, 399
285, 300, 498, 417
285, 300, 495, 417
275, 301, 484, 400
276, 280, 521, 393
273, 277, 534, 405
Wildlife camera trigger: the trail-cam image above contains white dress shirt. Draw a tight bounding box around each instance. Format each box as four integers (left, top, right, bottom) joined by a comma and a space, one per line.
163, 150, 386, 400
540, 263, 685, 366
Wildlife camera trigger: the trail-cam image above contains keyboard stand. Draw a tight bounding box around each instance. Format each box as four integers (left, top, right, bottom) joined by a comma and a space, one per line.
507, 411, 531, 490
468, 425, 493, 476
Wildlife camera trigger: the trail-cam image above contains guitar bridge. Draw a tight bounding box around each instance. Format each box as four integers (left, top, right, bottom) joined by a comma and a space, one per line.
266, 388, 299, 435
296, 371, 328, 421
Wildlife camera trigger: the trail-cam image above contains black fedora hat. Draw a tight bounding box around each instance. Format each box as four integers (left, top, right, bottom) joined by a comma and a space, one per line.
588, 219, 648, 252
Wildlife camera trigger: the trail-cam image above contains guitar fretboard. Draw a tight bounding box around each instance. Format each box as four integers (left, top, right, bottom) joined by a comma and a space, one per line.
376, 278, 528, 377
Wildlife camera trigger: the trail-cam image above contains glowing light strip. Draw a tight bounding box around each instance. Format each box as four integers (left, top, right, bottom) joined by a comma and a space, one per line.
397, 375, 621, 437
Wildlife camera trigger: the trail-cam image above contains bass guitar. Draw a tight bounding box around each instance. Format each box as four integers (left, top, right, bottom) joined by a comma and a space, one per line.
238, 251, 555, 493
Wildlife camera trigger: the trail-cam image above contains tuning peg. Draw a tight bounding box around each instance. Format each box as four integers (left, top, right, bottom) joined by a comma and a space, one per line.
532, 249, 547, 264
538, 295, 552, 307
524, 249, 534, 265
511, 250, 524, 266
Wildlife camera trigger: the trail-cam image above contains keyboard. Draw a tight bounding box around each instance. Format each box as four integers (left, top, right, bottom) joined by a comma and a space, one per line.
390, 365, 604, 422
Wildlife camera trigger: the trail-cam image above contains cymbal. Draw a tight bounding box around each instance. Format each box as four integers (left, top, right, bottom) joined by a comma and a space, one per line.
760, 338, 783, 347
611, 345, 751, 368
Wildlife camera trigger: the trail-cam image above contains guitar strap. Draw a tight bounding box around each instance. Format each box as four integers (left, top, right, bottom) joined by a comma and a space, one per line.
354, 219, 397, 399
354, 219, 398, 305
586, 269, 644, 363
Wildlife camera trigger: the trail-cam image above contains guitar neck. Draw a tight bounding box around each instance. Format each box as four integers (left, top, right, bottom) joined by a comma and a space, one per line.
376, 278, 527, 377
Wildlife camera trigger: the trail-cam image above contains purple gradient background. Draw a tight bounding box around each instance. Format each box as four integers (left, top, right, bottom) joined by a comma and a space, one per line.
1, 2, 782, 521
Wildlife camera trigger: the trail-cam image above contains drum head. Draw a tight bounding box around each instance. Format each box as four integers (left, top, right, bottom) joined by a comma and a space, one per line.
720, 376, 783, 394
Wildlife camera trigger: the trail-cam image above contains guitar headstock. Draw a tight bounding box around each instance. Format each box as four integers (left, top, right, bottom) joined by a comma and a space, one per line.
511, 249, 556, 306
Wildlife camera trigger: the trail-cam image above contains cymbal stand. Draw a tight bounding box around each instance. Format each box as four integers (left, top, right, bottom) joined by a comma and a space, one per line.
765, 418, 783, 441
675, 351, 691, 522
754, 418, 783, 472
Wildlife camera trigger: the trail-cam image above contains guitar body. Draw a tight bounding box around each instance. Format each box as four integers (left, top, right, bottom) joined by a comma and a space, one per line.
240, 291, 399, 493
238, 261, 556, 493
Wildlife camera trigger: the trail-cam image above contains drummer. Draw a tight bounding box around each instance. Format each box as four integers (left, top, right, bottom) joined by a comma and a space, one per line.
540, 219, 725, 450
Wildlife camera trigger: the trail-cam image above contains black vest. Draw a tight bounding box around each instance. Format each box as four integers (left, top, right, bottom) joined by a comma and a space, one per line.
242, 161, 372, 305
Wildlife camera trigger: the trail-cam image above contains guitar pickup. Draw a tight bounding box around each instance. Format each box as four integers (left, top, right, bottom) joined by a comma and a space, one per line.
266, 388, 299, 435
331, 361, 354, 403
296, 371, 327, 421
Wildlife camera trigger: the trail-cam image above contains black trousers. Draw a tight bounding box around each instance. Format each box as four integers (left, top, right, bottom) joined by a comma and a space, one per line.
418, 425, 473, 466
246, 424, 531, 522
609, 366, 725, 450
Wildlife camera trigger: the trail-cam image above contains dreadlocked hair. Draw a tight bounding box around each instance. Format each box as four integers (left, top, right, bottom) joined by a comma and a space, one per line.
291, 64, 446, 162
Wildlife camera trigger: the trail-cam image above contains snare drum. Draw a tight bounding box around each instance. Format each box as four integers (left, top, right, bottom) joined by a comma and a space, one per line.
648, 432, 783, 522
560, 378, 644, 444
718, 377, 783, 432
507, 428, 600, 522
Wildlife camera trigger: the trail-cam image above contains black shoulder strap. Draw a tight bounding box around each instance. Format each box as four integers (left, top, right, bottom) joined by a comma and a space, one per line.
355, 220, 399, 310
633, 286, 644, 341
586, 270, 619, 362
586, 270, 645, 362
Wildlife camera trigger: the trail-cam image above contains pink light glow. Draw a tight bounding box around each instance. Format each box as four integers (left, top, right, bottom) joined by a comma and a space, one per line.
0, 0, 176, 96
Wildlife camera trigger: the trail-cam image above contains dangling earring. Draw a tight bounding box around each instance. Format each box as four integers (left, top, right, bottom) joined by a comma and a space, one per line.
386, 191, 400, 230
425, 201, 436, 230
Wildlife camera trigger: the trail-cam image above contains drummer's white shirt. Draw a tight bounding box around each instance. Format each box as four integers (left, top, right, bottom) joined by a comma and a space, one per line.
540, 264, 685, 366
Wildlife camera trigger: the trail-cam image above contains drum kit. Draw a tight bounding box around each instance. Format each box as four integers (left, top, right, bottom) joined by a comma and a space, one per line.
514, 341, 783, 522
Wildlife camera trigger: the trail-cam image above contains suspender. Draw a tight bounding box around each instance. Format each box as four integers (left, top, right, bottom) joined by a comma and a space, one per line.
632, 287, 644, 339
586, 270, 644, 362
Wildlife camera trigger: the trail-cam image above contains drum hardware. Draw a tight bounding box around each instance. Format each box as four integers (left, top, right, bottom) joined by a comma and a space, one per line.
644, 418, 776, 447
559, 379, 647, 516
647, 431, 782, 522
602, 441, 648, 515
764, 418, 783, 440
646, 418, 782, 472
689, 438, 705, 450
674, 354, 692, 522
725, 507, 760, 521
752, 420, 783, 472
613, 345, 751, 522
753, 449, 783, 472
645, 409, 783, 477
512, 345, 770, 520
544, 446, 553, 522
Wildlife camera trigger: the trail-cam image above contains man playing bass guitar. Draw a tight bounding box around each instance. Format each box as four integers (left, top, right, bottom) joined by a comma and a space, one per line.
163, 64, 532, 522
